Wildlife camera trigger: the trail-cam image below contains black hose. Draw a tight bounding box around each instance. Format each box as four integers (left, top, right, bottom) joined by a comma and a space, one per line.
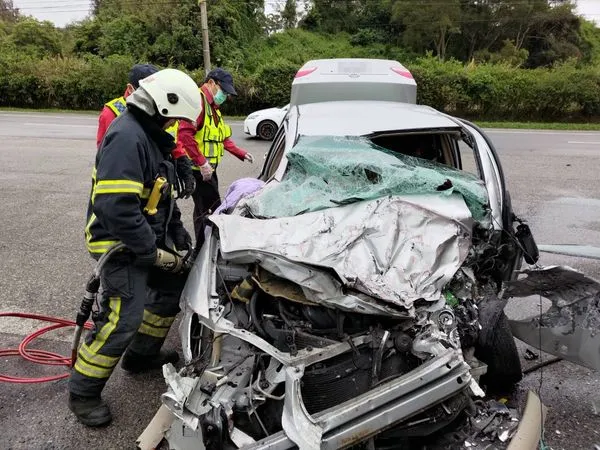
249, 291, 268, 339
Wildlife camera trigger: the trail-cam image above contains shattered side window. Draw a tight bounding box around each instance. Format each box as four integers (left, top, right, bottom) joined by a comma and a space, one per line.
458, 139, 481, 177
243, 135, 491, 225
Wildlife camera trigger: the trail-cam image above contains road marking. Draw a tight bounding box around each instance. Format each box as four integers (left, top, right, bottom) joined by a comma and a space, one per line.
0, 114, 97, 122
567, 141, 600, 145
23, 122, 96, 128
485, 129, 600, 136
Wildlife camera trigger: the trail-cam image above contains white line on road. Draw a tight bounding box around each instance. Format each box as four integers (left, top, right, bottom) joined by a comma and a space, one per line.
23, 122, 96, 128
567, 141, 600, 145
0, 113, 97, 120
485, 129, 600, 136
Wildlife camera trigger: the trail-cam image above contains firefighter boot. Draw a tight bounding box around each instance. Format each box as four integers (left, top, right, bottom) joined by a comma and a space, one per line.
68, 393, 112, 427
121, 349, 179, 374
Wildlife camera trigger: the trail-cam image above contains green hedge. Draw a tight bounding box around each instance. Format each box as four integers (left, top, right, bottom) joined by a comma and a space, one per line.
410, 58, 600, 120
1, 52, 600, 121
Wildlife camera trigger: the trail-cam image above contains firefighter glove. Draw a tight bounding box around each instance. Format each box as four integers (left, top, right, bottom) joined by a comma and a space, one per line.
172, 227, 192, 252
134, 248, 158, 268
176, 156, 196, 198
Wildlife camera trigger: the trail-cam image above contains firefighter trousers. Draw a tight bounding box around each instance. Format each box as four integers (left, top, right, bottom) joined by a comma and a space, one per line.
192, 167, 221, 245
69, 255, 186, 397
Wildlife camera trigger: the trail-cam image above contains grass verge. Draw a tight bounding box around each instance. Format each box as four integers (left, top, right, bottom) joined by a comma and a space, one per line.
475, 121, 600, 131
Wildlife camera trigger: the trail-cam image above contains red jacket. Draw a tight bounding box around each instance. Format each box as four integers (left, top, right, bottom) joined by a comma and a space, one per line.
177, 85, 247, 166
96, 90, 187, 159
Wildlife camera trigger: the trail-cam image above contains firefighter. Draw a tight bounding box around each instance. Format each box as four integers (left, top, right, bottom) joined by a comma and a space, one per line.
97, 63, 196, 199
68, 68, 202, 427
173, 68, 254, 243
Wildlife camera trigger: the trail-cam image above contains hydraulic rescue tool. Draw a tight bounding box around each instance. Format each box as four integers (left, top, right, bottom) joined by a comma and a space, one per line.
70, 177, 193, 367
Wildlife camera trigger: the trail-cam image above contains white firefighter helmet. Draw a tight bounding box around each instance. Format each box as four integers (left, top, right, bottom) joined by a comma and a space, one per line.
138, 68, 202, 122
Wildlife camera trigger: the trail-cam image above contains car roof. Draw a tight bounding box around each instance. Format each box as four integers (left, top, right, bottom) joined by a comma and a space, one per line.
291, 101, 461, 137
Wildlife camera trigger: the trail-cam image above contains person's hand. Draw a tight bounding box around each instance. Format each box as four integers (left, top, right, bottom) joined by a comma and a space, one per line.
172, 227, 193, 252
175, 157, 196, 198
134, 248, 158, 268
244, 153, 254, 164
200, 162, 213, 181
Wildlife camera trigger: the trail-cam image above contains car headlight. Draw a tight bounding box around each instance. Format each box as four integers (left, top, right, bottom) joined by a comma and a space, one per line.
246, 113, 259, 120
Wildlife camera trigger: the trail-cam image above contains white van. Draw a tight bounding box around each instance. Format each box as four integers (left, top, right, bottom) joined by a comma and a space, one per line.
290, 58, 417, 106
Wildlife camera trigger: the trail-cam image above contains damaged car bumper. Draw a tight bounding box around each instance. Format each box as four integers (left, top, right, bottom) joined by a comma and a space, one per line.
162, 348, 473, 450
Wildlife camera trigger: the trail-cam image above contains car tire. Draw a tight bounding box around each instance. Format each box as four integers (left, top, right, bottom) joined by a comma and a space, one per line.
257, 120, 278, 141
476, 311, 523, 392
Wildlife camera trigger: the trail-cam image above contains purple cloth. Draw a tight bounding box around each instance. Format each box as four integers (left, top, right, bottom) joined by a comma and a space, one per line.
214, 178, 265, 214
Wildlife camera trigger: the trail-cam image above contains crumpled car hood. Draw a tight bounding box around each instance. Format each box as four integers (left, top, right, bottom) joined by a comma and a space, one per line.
210, 193, 473, 313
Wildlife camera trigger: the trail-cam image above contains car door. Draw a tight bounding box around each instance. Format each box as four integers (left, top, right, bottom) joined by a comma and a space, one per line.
259, 123, 287, 181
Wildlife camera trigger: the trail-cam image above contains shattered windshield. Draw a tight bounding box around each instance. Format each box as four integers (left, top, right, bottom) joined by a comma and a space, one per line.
243, 136, 491, 224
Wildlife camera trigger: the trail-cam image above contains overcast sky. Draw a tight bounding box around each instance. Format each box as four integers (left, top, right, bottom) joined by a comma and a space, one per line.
11, 0, 600, 28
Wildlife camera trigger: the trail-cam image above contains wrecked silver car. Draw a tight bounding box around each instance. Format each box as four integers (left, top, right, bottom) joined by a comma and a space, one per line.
158, 100, 551, 449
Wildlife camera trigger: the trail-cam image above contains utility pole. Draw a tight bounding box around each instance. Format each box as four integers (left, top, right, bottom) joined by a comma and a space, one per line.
199, 0, 211, 76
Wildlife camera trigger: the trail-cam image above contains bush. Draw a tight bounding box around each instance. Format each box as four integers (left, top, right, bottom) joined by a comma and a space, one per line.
406, 56, 600, 121
0, 45, 599, 121
0, 51, 134, 109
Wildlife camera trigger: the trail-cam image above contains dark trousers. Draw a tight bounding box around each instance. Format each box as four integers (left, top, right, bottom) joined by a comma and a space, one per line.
192, 168, 221, 245
69, 256, 186, 397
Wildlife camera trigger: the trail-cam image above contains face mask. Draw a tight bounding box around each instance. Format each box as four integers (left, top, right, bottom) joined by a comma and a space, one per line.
214, 87, 227, 106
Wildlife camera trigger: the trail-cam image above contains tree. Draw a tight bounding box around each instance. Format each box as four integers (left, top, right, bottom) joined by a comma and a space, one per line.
0, 0, 18, 21
11, 18, 63, 57
98, 15, 149, 59
391, 0, 461, 60
281, 0, 297, 29
301, 0, 363, 33
72, 19, 101, 55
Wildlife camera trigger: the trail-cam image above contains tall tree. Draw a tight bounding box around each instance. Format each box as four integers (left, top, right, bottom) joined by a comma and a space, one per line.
391, 0, 461, 60
281, 0, 297, 30
0, 0, 18, 21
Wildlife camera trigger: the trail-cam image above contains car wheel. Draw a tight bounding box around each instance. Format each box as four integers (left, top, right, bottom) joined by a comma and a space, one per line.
476, 311, 523, 392
257, 120, 278, 141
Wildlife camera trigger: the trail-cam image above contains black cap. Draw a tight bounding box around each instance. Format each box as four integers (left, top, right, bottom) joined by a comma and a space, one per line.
128, 64, 159, 89
206, 67, 237, 96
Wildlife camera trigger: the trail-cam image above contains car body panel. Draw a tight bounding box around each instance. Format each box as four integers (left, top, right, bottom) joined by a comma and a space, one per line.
292, 58, 417, 106
293, 101, 458, 136
508, 266, 600, 372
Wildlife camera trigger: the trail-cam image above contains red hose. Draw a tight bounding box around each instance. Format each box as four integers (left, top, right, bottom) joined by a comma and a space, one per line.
0, 312, 92, 384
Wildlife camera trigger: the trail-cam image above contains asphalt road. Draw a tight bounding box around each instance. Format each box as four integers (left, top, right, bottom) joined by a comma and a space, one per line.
0, 112, 599, 449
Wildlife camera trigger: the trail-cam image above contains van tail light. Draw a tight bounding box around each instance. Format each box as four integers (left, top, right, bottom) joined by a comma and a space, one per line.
295, 67, 317, 78
391, 67, 414, 79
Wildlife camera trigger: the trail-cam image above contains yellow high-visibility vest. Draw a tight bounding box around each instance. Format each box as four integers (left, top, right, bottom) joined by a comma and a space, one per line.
167, 91, 232, 166
105, 96, 127, 116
